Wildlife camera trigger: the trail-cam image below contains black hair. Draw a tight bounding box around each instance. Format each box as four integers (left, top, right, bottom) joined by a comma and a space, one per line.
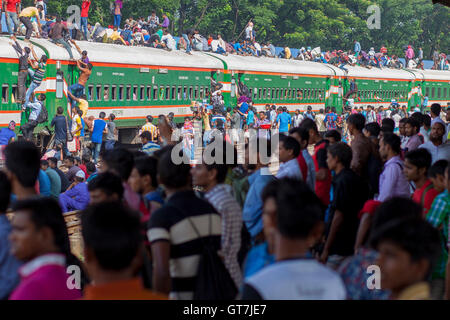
430, 103, 441, 116
381, 132, 401, 154
146, 115, 153, 123
410, 112, 423, 126
369, 218, 440, 279
4, 141, 40, 188
331, 107, 336, 113
157, 146, 191, 189
347, 114, 365, 131
109, 114, 116, 121
87, 172, 124, 199
13, 197, 88, 286
40, 159, 49, 167
101, 148, 135, 181
37, 5, 43, 10
140, 131, 152, 141
422, 114, 431, 127
279, 135, 300, 158
86, 162, 96, 174
81, 202, 142, 271
382, 118, 395, 131
204, 139, 236, 184
57, 107, 64, 114
48, 157, 58, 166
134, 156, 159, 188
399, 118, 408, 124
99, 112, 106, 119
371, 197, 422, 234
380, 125, 394, 135
364, 122, 380, 138
327, 142, 353, 168
65, 156, 75, 163
325, 129, 342, 142
0, 171, 11, 213
289, 126, 309, 143
264, 178, 323, 239
299, 118, 318, 133
405, 118, 420, 132
405, 148, 432, 172
429, 160, 448, 178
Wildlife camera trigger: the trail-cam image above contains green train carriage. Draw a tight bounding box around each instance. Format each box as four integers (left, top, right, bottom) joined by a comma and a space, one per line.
1, 37, 449, 144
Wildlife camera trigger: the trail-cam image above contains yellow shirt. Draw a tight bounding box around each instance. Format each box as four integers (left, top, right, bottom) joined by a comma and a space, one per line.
20, 7, 39, 18
78, 99, 89, 118
203, 113, 211, 131
72, 115, 82, 137
141, 122, 157, 141
110, 31, 122, 41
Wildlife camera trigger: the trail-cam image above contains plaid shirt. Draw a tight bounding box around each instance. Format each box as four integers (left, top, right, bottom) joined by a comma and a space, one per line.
205, 184, 243, 288
426, 190, 450, 279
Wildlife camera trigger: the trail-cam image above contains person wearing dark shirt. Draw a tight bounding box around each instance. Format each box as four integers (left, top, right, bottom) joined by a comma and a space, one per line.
48, 157, 70, 193
50, 107, 70, 158
320, 142, 369, 270
10, 36, 31, 104
49, 16, 74, 59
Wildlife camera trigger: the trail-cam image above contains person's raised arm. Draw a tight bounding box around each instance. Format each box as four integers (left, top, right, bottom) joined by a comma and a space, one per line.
68, 91, 80, 103
77, 59, 87, 72
70, 39, 83, 55
30, 44, 39, 61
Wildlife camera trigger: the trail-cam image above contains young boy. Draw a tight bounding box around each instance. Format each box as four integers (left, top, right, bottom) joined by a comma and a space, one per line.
241, 178, 346, 300
370, 218, 440, 300
321, 142, 369, 269
426, 160, 449, 299
404, 149, 440, 217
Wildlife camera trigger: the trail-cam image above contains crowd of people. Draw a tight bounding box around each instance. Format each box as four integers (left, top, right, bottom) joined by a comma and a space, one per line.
0, 94, 449, 300
2, 1, 449, 70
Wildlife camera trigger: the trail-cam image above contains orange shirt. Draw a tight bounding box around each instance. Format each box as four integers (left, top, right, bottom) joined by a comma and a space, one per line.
83, 278, 168, 300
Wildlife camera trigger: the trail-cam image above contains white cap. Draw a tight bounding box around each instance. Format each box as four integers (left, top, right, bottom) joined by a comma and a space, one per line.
75, 170, 86, 180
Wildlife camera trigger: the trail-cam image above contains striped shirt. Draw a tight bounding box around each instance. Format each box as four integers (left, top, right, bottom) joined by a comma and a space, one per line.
32, 62, 46, 85
147, 191, 221, 300
426, 190, 450, 279
142, 142, 160, 156
204, 184, 243, 288
141, 122, 157, 141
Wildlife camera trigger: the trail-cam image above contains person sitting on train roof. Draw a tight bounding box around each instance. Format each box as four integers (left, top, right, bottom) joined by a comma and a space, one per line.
68, 60, 92, 107
108, 26, 127, 45
49, 16, 74, 60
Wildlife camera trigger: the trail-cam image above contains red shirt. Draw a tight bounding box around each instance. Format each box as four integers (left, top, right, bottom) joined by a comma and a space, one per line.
6, 0, 20, 13
81, 0, 91, 17
296, 152, 308, 183
313, 140, 332, 206
412, 180, 440, 217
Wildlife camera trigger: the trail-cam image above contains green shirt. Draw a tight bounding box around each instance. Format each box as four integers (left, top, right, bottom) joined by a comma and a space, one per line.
46, 168, 61, 200
426, 190, 450, 279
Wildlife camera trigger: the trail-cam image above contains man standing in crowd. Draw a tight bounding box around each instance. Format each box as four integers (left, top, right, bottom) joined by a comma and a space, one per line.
276, 135, 302, 180
140, 115, 157, 141
377, 133, 410, 201
403, 118, 423, 153
404, 149, 440, 217
147, 148, 222, 299
105, 114, 117, 150
289, 126, 316, 191
315, 109, 326, 137
50, 107, 69, 159
420, 121, 450, 164
140, 131, 160, 156
321, 143, 369, 269
241, 179, 346, 300
91, 112, 107, 164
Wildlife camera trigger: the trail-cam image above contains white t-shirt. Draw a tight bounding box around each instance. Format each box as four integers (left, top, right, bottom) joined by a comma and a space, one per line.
245, 26, 253, 39
211, 39, 219, 52
254, 42, 261, 52
161, 34, 176, 50
243, 259, 346, 300
315, 113, 326, 132
392, 113, 401, 128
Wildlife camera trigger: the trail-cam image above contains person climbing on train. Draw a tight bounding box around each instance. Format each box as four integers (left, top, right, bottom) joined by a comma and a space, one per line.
24, 46, 47, 106
70, 39, 90, 64
68, 59, 92, 107
21, 93, 46, 141
9, 35, 31, 104
18, 5, 43, 41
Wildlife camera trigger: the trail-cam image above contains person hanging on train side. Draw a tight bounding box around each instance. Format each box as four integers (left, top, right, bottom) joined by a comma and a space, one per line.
24, 44, 47, 106
9, 35, 31, 104
21, 93, 45, 141
68, 59, 92, 107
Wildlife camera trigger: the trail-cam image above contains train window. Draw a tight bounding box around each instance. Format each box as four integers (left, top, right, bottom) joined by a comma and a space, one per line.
253, 88, 257, 100
183, 86, 187, 100
1, 85, 8, 103
104, 86, 110, 101
88, 85, 94, 101
111, 86, 117, 101
199, 87, 204, 99
96, 85, 101, 101
153, 86, 158, 100
159, 87, 165, 100
146, 86, 151, 100
437, 88, 441, 98
263, 88, 266, 99
165, 87, 170, 100
272, 88, 275, 99
125, 85, 131, 100
194, 86, 199, 99
425, 87, 430, 97
133, 86, 138, 101
177, 87, 182, 100
189, 87, 193, 100
205, 87, 210, 98
119, 85, 124, 100
172, 86, 176, 100
431, 87, 435, 98
444, 88, 447, 98
140, 86, 145, 100
258, 88, 262, 100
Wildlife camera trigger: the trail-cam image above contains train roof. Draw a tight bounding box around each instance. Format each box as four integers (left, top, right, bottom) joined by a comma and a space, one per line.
0, 37, 47, 61
408, 69, 450, 81
207, 52, 337, 76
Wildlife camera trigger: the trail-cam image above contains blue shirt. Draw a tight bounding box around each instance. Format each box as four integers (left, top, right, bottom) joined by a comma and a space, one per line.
145, 190, 165, 205
239, 102, 249, 114
38, 169, 51, 197
91, 119, 106, 143
62, 182, 90, 206
276, 112, 291, 132
0, 128, 16, 145
0, 215, 22, 299
234, 42, 242, 51
25, 99, 42, 121
243, 168, 275, 238
246, 110, 255, 126
80, 118, 85, 137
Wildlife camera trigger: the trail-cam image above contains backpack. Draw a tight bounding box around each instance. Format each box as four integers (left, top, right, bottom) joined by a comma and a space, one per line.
186, 213, 237, 300
37, 102, 48, 124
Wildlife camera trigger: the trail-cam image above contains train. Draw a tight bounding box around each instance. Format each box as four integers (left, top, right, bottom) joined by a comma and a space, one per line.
0, 36, 449, 144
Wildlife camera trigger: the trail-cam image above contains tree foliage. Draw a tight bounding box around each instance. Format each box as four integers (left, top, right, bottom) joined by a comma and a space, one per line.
22, 0, 449, 58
